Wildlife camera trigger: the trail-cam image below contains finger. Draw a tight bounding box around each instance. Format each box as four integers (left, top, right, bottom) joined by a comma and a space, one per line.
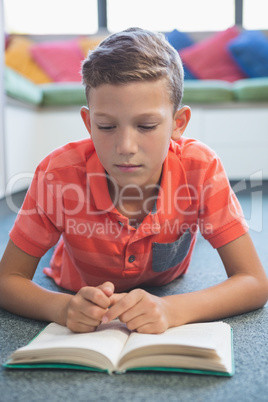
80, 286, 111, 309
67, 317, 99, 333
97, 282, 115, 298
109, 292, 127, 306
118, 299, 145, 324
67, 297, 105, 324
123, 312, 168, 334
102, 290, 143, 324
126, 316, 153, 332
80, 302, 107, 323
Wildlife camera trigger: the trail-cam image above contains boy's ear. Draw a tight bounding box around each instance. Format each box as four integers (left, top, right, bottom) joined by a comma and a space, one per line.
80, 106, 91, 135
172, 106, 191, 141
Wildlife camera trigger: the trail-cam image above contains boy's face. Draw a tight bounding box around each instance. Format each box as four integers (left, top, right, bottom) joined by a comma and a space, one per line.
81, 79, 190, 193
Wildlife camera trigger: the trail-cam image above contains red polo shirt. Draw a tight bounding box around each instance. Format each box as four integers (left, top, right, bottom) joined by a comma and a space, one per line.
10, 137, 248, 292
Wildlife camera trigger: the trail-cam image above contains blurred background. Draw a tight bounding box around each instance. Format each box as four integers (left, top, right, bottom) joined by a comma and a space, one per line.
3, 0, 268, 34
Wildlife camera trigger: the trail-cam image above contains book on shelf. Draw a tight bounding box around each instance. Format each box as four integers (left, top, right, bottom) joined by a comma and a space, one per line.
4, 319, 234, 376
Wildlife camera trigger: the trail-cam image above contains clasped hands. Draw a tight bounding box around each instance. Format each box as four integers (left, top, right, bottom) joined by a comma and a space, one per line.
65, 281, 170, 334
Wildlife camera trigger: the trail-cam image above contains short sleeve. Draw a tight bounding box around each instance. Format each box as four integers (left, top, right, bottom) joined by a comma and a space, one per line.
198, 154, 248, 248
9, 164, 63, 258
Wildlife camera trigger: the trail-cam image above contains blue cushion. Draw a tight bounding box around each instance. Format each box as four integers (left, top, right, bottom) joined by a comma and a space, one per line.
166, 29, 194, 50
183, 66, 197, 80
228, 30, 268, 78
166, 29, 197, 80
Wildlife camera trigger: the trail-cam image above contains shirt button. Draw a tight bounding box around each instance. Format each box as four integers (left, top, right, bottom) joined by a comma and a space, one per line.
128, 255, 135, 263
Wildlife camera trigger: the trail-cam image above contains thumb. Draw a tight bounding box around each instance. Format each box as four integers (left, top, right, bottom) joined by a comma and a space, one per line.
97, 281, 115, 297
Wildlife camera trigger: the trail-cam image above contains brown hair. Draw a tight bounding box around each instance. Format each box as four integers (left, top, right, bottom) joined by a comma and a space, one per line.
81, 27, 184, 112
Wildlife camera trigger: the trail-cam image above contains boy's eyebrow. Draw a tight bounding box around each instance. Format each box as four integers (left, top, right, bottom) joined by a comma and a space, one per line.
93, 112, 163, 119
94, 112, 113, 117
135, 112, 163, 119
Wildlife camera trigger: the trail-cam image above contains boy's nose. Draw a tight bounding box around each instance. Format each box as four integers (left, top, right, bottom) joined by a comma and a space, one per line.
116, 129, 138, 155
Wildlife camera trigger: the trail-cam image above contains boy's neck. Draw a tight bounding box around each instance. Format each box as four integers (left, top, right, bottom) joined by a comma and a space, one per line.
107, 179, 160, 225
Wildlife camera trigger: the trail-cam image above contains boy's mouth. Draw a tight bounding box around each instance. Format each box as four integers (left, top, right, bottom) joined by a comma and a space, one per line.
116, 164, 142, 172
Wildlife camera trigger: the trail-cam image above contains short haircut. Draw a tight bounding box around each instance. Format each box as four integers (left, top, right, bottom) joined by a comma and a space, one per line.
81, 27, 184, 112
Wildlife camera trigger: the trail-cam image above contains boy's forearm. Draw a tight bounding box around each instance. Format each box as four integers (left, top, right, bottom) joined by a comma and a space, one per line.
164, 274, 268, 327
0, 275, 72, 325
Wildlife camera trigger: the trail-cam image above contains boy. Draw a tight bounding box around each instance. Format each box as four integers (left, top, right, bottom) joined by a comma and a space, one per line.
0, 28, 267, 334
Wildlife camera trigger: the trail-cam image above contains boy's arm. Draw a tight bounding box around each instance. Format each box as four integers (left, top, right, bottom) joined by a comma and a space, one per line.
0, 240, 114, 332
103, 232, 268, 333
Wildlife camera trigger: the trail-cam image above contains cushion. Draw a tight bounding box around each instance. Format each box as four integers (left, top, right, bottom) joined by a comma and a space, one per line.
5, 37, 52, 84
40, 83, 87, 106
4, 67, 43, 105
78, 36, 105, 56
228, 30, 268, 78
180, 26, 247, 82
31, 39, 85, 82
5, 34, 10, 49
166, 29, 197, 80
182, 80, 234, 103
166, 29, 194, 50
183, 66, 197, 80
233, 78, 268, 101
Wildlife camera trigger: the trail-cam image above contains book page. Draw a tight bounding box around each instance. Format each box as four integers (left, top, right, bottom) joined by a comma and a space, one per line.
118, 322, 232, 372
10, 320, 131, 370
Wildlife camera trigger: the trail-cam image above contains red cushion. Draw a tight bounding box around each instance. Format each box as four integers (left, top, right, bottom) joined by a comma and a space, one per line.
180, 26, 247, 82
31, 39, 84, 82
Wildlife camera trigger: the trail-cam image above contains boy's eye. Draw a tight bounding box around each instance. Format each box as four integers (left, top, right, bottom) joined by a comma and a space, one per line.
97, 124, 158, 131
138, 125, 157, 131
97, 125, 116, 131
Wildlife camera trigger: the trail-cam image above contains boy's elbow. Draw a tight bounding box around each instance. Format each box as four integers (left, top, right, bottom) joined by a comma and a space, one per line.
252, 274, 268, 309
261, 277, 268, 306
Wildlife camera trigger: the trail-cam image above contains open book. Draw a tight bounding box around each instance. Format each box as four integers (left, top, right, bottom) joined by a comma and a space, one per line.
4, 320, 234, 376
